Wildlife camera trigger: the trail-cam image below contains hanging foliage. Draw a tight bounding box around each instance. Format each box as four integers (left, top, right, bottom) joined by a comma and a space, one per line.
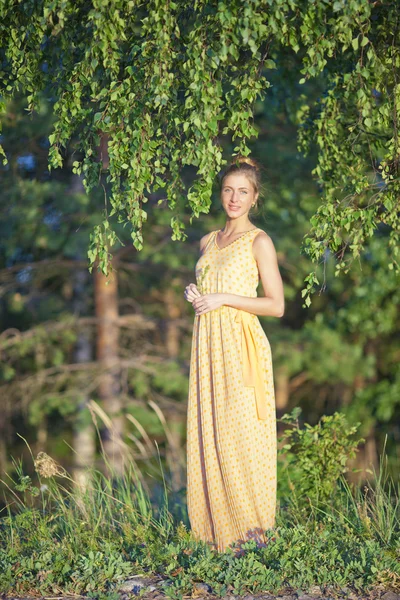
0, 0, 399, 302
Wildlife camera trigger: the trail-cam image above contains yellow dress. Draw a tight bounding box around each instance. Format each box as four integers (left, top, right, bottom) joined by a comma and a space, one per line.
186, 227, 277, 553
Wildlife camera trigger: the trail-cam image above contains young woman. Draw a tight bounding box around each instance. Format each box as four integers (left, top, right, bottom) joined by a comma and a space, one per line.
184, 156, 285, 554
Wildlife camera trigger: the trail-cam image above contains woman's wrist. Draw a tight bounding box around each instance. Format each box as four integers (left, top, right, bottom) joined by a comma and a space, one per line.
221, 293, 233, 307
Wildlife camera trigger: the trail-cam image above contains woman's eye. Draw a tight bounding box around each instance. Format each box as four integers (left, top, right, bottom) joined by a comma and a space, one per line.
240, 190, 247, 194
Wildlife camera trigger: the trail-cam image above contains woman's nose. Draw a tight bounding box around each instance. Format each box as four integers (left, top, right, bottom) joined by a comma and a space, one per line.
232, 190, 240, 201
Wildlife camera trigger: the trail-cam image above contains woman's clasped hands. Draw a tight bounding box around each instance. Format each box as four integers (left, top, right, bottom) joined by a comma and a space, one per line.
184, 283, 225, 316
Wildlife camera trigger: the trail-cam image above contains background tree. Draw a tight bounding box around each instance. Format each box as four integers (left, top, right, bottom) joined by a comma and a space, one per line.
1, 72, 398, 492
0, 95, 187, 484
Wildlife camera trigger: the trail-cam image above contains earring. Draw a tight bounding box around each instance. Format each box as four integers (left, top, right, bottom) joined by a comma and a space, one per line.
251, 203, 255, 207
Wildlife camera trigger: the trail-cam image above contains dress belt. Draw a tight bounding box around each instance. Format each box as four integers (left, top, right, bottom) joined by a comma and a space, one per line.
234, 310, 268, 420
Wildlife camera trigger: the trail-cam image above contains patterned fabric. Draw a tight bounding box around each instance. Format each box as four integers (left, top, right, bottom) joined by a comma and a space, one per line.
186, 228, 277, 553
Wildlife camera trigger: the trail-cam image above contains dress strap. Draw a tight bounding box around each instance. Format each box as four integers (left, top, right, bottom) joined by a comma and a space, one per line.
202, 230, 217, 253
249, 227, 263, 247
250, 227, 262, 237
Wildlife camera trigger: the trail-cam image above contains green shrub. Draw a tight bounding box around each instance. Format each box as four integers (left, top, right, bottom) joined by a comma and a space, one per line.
277, 407, 364, 510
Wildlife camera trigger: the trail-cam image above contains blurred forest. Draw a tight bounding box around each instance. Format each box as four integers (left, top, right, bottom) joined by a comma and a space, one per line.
0, 55, 399, 508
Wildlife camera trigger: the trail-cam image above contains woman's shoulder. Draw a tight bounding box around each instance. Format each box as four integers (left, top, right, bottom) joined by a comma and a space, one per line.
252, 227, 271, 241
252, 228, 277, 256
199, 230, 216, 253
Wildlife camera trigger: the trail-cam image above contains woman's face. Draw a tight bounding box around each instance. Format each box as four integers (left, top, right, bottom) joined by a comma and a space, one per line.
220, 173, 258, 218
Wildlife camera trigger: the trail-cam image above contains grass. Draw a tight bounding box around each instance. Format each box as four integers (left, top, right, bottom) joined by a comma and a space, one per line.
0, 407, 399, 600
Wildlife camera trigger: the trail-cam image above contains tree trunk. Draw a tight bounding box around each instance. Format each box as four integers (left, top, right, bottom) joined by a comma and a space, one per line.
0, 412, 7, 475
63, 166, 97, 489
71, 266, 96, 489
275, 365, 289, 412
94, 259, 126, 476
347, 427, 379, 485
164, 285, 181, 358
36, 416, 48, 451
347, 343, 379, 485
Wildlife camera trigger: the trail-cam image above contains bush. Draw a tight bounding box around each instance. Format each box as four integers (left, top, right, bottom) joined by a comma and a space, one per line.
277, 407, 364, 510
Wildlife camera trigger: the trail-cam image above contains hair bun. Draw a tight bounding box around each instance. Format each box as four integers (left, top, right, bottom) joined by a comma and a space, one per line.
230, 155, 259, 171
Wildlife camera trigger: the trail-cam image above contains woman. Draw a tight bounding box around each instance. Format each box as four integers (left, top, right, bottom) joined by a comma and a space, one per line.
184, 156, 285, 554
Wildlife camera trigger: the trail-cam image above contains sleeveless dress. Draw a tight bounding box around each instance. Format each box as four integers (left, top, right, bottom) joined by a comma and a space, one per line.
186, 227, 277, 553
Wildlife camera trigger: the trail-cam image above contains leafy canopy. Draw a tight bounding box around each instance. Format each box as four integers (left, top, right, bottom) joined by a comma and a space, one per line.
1, 0, 399, 301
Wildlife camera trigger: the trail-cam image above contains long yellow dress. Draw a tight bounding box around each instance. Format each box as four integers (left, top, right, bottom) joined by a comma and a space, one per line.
186, 227, 277, 553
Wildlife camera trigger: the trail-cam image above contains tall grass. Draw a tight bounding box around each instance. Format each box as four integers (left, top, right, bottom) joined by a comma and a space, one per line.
0, 406, 399, 599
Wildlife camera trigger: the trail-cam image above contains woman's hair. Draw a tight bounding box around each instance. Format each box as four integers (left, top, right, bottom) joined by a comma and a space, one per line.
219, 155, 261, 201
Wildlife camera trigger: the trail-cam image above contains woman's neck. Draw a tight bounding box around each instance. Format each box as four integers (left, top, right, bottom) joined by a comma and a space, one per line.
220, 219, 255, 236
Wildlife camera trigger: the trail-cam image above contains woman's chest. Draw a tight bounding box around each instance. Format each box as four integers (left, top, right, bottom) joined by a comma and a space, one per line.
195, 246, 259, 291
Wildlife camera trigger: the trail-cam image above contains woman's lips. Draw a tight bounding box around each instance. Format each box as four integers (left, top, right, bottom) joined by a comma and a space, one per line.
228, 205, 241, 211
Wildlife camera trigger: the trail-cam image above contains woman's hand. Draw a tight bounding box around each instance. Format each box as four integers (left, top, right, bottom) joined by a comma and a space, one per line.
192, 293, 226, 316
184, 283, 202, 303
